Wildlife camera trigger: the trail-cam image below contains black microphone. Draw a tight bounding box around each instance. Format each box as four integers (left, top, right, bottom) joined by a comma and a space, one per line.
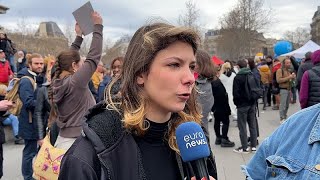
176, 122, 211, 180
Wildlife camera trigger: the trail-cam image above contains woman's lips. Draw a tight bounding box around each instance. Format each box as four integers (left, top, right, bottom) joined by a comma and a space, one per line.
177, 93, 190, 100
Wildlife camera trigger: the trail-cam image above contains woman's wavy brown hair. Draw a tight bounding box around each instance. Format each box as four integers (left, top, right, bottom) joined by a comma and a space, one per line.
107, 22, 202, 154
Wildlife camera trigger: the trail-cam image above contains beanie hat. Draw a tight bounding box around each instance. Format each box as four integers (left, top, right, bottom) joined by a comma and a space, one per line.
311, 49, 320, 65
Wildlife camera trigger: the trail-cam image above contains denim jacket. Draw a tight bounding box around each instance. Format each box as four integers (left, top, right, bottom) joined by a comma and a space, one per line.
242, 103, 320, 179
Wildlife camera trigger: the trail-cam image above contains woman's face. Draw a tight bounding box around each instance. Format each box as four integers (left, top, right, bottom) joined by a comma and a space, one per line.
0, 34, 4, 39
112, 60, 122, 77
137, 41, 196, 115
73, 58, 84, 72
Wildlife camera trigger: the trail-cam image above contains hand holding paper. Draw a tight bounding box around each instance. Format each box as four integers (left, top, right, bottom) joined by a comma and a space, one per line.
75, 23, 82, 37
92, 11, 103, 25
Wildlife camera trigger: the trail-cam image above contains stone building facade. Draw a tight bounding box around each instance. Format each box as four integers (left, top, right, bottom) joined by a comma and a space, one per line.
311, 6, 320, 45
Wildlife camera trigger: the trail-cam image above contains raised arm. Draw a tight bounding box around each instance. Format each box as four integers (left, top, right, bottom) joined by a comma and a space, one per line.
70, 12, 103, 88
70, 23, 84, 51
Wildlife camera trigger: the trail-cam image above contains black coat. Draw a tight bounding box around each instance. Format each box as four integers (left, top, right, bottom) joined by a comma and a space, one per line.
211, 78, 231, 115
233, 72, 256, 108
59, 102, 218, 180
34, 83, 51, 140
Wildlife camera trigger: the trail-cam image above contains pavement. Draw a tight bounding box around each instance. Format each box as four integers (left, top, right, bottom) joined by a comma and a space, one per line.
2, 101, 301, 180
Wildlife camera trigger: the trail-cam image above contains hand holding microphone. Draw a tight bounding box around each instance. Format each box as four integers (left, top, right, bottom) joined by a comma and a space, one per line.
176, 122, 215, 180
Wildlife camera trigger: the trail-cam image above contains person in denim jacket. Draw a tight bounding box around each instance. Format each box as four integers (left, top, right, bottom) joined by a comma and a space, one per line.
242, 103, 320, 179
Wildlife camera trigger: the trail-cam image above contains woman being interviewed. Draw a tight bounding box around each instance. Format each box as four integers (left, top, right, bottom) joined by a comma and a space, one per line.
51, 12, 103, 150
59, 22, 217, 180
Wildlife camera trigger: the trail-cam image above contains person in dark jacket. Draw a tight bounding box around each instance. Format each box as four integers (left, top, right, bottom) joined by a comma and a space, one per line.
0, 32, 17, 73
97, 74, 111, 102
18, 53, 45, 180
233, 59, 257, 154
34, 81, 51, 146
0, 100, 14, 179
300, 49, 320, 109
296, 52, 313, 91
211, 76, 235, 147
104, 57, 124, 103
17, 50, 27, 73
59, 23, 217, 180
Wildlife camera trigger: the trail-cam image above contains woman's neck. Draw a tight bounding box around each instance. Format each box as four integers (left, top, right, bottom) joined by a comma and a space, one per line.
145, 109, 171, 123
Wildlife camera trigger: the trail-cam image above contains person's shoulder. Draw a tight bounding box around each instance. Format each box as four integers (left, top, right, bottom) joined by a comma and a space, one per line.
281, 104, 320, 131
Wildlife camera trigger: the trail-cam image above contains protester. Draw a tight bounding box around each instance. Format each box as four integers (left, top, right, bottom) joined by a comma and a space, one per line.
52, 12, 103, 151
0, 49, 13, 86
34, 76, 52, 147
266, 56, 273, 106
195, 49, 215, 131
276, 58, 296, 123
219, 62, 237, 120
97, 67, 112, 102
0, 84, 23, 144
91, 61, 104, 90
105, 56, 123, 102
211, 72, 235, 147
258, 59, 272, 110
300, 49, 320, 109
271, 59, 281, 110
18, 53, 45, 180
0, 32, 17, 73
296, 52, 313, 92
59, 22, 217, 180
242, 103, 320, 179
17, 50, 27, 73
0, 99, 14, 179
233, 59, 257, 154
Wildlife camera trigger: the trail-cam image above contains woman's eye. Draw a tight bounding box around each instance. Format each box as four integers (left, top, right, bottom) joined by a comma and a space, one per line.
169, 63, 180, 68
190, 65, 195, 71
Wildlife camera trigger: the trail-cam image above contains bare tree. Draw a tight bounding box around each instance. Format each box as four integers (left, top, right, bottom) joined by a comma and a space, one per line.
178, 0, 203, 36
283, 27, 310, 47
15, 16, 37, 47
216, 0, 273, 60
101, 35, 131, 66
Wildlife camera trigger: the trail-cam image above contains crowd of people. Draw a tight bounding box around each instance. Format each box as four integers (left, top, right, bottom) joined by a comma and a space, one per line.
0, 10, 320, 180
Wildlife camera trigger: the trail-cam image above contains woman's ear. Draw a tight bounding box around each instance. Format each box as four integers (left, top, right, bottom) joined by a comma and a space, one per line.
137, 73, 145, 85
71, 62, 77, 71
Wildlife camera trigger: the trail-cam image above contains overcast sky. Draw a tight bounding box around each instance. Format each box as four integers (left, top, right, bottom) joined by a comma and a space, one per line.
0, 0, 319, 42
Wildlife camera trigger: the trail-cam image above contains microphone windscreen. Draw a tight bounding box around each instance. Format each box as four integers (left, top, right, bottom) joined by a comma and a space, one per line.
176, 122, 210, 162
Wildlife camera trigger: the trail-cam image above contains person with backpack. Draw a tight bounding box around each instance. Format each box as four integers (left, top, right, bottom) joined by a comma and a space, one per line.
276, 58, 296, 124
233, 59, 258, 154
194, 49, 215, 131
17, 53, 45, 180
300, 49, 320, 109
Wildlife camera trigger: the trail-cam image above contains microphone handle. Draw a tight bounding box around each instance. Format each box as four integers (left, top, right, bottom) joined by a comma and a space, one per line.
193, 159, 210, 180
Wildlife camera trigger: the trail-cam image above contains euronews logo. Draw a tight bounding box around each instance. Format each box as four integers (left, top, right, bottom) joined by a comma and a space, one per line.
183, 132, 207, 149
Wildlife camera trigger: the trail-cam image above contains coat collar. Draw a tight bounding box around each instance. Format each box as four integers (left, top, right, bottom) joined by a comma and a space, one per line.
308, 105, 320, 144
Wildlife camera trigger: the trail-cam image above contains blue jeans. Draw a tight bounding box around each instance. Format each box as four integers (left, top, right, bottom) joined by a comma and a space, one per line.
2, 114, 19, 137
22, 139, 37, 180
9, 55, 16, 73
